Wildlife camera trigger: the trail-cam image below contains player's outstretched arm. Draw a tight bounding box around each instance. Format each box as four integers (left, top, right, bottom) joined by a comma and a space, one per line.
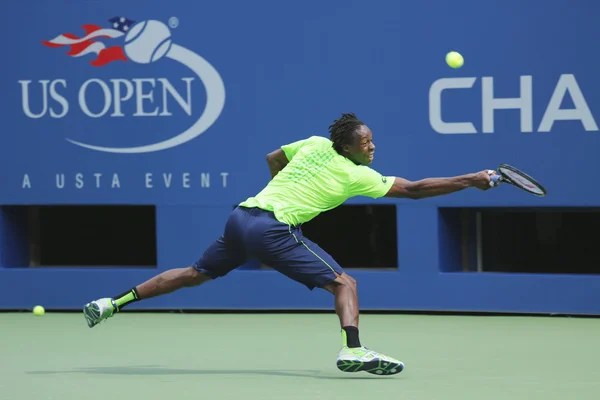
266, 149, 289, 178
384, 170, 495, 199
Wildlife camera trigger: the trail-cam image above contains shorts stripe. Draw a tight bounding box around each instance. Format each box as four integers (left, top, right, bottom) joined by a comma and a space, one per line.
300, 241, 336, 273
289, 225, 299, 243
289, 226, 336, 274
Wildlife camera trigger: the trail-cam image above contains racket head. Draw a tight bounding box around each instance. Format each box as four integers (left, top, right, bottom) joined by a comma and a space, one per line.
497, 164, 547, 197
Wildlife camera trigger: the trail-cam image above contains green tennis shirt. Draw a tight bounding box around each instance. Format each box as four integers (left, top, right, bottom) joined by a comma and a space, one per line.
239, 136, 395, 226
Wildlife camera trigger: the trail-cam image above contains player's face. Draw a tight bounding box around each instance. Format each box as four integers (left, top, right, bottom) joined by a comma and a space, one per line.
345, 125, 376, 165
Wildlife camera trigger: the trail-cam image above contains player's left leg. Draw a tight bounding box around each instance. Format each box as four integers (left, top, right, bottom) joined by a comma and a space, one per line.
323, 274, 404, 376
260, 222, 404, 376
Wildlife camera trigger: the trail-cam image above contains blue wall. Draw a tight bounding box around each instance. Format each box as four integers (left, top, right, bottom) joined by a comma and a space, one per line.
2, 0, 600, 313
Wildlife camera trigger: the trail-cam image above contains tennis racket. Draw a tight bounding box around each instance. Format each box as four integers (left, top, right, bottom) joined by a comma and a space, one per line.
488, 164, 547, 197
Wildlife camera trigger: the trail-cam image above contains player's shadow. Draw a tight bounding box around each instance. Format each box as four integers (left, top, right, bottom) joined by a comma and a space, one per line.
27, 365, 397, 380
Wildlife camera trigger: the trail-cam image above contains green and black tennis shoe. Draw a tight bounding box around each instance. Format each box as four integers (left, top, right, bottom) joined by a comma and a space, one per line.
336, 346, 404, 375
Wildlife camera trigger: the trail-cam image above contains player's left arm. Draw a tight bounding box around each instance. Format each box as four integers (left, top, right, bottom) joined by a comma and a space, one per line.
266, 149, 289, 178
385, 172, 494, 199
349, 167, 495, 200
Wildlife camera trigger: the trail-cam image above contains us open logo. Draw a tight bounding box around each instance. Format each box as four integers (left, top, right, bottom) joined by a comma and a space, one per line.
20, 16, 225, 154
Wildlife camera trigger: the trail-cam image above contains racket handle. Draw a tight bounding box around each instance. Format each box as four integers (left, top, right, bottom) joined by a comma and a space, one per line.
488, 169, 502, 187
489, 173, 501, 187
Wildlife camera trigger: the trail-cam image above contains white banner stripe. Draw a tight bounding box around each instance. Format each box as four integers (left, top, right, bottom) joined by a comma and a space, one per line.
48, 29, 124, 45
71, 42, 106, 57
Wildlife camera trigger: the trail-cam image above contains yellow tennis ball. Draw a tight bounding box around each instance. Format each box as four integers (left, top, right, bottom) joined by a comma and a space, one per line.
33, 305, 45, 316
446, 51, 464, 68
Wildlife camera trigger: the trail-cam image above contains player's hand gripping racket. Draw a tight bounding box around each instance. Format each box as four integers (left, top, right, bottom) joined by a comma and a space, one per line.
488, 164, 547, 197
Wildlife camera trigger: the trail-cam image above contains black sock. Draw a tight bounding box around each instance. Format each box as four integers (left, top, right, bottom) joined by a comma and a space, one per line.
112, 287, 140, 311
342, 326, 361, 348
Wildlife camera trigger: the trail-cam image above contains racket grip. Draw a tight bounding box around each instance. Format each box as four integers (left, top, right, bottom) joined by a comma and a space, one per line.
489, 173, 501, 187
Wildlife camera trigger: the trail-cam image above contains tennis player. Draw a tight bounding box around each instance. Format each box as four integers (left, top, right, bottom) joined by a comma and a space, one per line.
83, 113, 497, 376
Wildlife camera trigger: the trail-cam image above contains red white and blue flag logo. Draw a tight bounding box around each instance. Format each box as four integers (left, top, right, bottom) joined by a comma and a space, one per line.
42, 17, 135, 67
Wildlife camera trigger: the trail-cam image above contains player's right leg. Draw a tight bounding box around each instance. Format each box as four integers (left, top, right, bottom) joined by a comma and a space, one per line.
83, 266, 211, 328
323, 275, 404, 376
83, 208, 248, 328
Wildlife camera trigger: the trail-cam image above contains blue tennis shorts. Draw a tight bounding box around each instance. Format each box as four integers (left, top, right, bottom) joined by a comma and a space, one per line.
193, 206, 344, 290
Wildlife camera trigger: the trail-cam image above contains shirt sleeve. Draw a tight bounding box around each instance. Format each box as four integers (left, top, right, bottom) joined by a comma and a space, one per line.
348, 166, 395, 199
281, 138, 309, 161
281, 136, 328, 161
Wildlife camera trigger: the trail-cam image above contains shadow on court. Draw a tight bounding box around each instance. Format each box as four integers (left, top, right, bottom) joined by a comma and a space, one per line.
27, 365, 397, 380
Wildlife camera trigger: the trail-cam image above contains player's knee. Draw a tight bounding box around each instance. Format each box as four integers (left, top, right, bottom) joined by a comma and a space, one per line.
185, 266, 211, 286
344, 274, 357, 291
345, 273, 356, 286
331, 273, 356, 292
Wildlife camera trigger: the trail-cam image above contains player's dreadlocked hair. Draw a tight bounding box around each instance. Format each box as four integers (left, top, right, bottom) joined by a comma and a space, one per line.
329, 112, 365, 154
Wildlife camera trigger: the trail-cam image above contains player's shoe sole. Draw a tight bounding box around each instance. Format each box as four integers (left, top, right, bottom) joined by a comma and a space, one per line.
83, 298, 116, 328
336, 346, 404, 376
336, 358, 404, 375
83, 302, 101, 328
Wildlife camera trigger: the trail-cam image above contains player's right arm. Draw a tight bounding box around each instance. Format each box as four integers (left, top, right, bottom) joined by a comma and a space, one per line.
266, 137, 310, 179
384, 172, 494, 199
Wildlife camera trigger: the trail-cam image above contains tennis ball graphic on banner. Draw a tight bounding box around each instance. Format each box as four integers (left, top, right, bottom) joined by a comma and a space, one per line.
124, 20, 172, 64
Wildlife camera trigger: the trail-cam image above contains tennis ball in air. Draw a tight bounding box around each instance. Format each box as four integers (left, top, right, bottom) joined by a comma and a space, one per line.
446, 51, 464, 68
33, 305, 45, 316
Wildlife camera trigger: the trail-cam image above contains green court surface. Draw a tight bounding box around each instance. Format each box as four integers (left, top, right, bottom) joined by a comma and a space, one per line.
1, 312, 599, 400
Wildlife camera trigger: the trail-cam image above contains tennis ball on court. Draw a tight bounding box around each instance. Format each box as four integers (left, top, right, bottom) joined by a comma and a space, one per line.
446, 51, 464, 68
33, 305, 45, 316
